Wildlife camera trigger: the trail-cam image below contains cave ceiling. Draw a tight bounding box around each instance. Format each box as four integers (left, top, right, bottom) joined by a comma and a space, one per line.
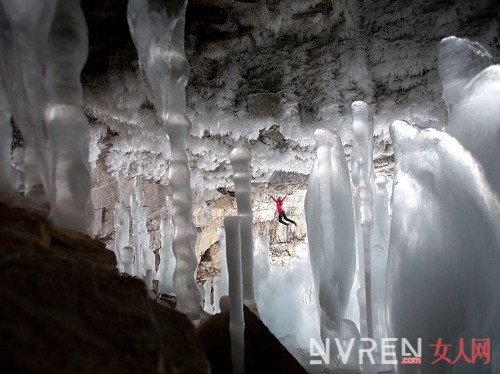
80, 0, 500, 190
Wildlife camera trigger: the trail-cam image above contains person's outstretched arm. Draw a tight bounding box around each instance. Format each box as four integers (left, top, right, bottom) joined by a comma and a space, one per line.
267, 193, 278, 203
281, 195, 288, 202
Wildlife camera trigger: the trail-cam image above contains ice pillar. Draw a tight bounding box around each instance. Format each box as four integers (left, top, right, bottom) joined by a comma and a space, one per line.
438, 36, 492, 113
305, 129, 356, 343
229, 148, 257, 313
127, 0, 201, 318
44, 0, 93, 233
387, 120, 500, 373
0, 0, 56, 207
114, 174, 130, 272
158, 196, 176, 295
0, 84, 15, 202
350, 101, 374, 339
225, 216, 245, 374
446, 65, 500, 195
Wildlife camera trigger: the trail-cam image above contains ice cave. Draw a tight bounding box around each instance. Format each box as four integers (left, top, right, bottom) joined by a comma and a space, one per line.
0, 0, 499, 373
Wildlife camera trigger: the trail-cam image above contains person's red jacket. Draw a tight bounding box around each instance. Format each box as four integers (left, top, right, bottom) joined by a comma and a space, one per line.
271, 195, 286, 213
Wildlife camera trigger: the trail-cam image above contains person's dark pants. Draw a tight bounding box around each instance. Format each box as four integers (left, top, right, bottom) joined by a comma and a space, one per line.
278, 212, 296, 226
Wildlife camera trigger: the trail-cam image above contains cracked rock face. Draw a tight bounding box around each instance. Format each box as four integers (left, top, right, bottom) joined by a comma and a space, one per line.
83, 0, 499, 265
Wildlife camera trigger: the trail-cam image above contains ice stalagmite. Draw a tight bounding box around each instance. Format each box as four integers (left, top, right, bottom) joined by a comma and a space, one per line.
0, 0, 56, 207
371, 175, 390, 343
158, 196, 175, 295
114, 173, 130, 272
305, 129, 356, 343
130, 177, 155, 284
212, 229, 228, 313
387, 120, 500, 374
127, 0, 201, 317
0, 84, 15, 202
44, 0, 93, 233
351, 100, 375, 339
229, 148, 257, 313
225, 216, 245, 374
130, 188, 143, 278
447, 65, 500, 195
438, 36, 492, 113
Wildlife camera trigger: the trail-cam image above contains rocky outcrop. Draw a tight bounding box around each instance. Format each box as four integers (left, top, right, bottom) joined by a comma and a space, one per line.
197, 306, 307, 373
0, 204, 209, 373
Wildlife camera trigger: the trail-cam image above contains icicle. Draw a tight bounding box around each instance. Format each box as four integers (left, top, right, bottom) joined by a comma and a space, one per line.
229, 147, 257, 313
224, 216, 245, 374
127, 0, 202, 319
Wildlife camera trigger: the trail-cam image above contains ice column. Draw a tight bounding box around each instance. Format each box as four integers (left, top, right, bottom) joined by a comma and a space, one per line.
387, 120, 500, 373
158, 196, 176, 295
438, 36, 492, 113
130, 188, 143, 278
0, 84, 15, 202
229, 148, 257, 313
203, 280, 214, 314
44, 0, 93, 233
447, 65, 500, 195
130, 177, 155, 284
127, 0, 201, 317
305, 129, 356, 343
371, 175, 390, 342
224, 216, 245, 374
114, 173, 130, 272
121, 246, 135, 276
350, 101, 374, 339
212, 229, 228, 313
0, 0, 56, 207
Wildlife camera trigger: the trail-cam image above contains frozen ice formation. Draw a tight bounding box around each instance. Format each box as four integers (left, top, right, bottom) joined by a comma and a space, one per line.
0, 0, 55, 207
305, 128, 356, 344
350, 100, 375, 339
224, 216, 245, 374
0, 0, 94, 233
0, 84, 15, 202
127, 0, 202, 318
447, 65, 500, 195
130, 177, 155, 284
229, 147, 257, 313
114, 173, 130, 273
44, 0, 93, 233
212, 229, 229, 313
387, 120, 500, 373
158, 196, 176, 295
438, 36, 493, 113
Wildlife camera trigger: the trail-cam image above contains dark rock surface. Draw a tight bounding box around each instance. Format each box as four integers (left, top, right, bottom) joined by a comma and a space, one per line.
197, 306, 307, 373
0, 204, 209, 373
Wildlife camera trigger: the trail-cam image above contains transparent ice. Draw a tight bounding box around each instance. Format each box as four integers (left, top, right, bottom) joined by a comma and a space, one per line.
44, 0, 93, 233
127, 0, 202, 318
224, 216, 245, 374
158, 196, 176, 295
229, 147, 257, 313
0, 0, 56, 207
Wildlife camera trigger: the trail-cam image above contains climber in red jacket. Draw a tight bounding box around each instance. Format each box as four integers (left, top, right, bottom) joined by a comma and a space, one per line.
268, 194, 297, 226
